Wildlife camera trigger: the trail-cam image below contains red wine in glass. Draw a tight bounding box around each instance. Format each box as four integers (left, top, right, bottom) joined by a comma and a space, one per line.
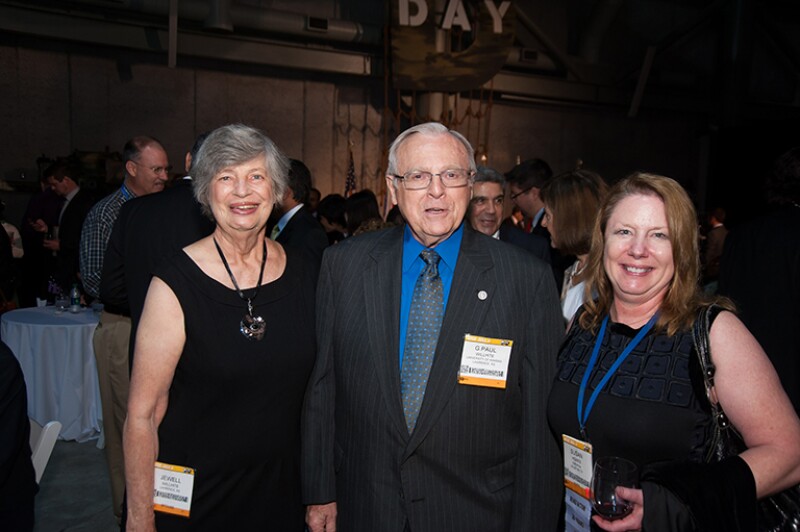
593, 500, 633, 520
591, 456, 638, 521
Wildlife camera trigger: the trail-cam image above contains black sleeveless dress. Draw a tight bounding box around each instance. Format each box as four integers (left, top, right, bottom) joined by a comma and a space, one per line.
152, 248, 315, 531
547, 309, 713, 470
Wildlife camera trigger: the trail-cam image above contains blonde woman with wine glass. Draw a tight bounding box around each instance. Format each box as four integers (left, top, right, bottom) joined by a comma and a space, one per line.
547, 172, 800, 531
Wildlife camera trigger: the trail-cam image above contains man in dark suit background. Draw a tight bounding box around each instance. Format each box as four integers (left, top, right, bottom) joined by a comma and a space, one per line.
505, 158, 551, 237
100, 132, 215, 355
270, 158, 328, 277
32, 160, 95, 293
302, 123, 563, 531
506, 158, 573, 289
19, 174, 63, 306
467, 165, 551, 266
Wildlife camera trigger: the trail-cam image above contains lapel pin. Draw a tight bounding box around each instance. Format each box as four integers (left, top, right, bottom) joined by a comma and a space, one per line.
477, 290, 488, 301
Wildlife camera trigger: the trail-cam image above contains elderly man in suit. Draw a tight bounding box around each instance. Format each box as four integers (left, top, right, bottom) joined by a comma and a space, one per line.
302, 122, 563, 532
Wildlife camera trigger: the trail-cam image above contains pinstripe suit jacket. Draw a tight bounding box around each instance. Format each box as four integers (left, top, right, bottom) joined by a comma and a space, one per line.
302, 225, 563, 531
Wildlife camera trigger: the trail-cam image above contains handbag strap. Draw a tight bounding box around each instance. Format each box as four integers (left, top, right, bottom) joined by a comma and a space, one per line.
692, 304, 743, 453
692, 304, 718, 393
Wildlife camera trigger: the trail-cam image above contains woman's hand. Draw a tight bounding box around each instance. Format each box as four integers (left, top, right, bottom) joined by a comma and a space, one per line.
306, 502, 337, 532
592, 486, 643, 531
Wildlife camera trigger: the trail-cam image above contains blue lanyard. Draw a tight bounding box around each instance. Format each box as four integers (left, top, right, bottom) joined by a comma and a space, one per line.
577, 312, 659, 436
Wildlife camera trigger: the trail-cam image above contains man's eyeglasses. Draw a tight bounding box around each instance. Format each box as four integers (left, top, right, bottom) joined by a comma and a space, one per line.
392, 169, 473, 190
510, 185, 534, 200
134, 161, 172, 176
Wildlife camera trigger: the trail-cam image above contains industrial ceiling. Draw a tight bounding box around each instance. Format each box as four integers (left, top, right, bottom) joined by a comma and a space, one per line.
2, 0, 799, 122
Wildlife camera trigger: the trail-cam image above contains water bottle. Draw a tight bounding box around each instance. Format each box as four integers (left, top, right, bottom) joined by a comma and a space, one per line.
69, 284, 81, 313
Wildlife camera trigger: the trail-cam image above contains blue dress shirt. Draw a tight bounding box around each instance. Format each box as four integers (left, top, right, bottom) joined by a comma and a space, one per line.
398, 223, 464, 368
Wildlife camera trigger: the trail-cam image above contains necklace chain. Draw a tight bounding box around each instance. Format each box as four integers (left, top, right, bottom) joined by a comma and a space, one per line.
213, 237, 267, 314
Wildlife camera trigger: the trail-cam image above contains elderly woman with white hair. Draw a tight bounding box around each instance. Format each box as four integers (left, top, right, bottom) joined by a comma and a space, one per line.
124, 124, 316, 531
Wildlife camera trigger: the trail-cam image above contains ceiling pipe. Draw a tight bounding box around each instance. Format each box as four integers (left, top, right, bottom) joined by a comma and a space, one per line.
579, 0, 625, 64
74, 0, 382, 44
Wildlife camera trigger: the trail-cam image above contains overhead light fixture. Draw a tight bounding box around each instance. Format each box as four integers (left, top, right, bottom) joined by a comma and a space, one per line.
205, 0, 233, 32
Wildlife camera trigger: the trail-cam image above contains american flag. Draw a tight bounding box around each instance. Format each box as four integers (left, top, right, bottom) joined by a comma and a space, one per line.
345, 146, 356, 197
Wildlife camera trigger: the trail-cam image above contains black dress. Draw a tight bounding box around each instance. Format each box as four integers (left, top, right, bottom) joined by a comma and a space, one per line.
547, 313, 711, 468
152, 248, 315, 531
547, 309, 757, 531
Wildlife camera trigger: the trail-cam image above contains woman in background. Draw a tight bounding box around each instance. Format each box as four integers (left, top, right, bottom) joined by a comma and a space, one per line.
316, 193, 348, 244
540, 169, 607, 322
345, 189, 388, 235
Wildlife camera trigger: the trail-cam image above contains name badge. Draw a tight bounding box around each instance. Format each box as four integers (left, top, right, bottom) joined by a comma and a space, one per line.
458, 333, 512, 389
154, 461, 195, 518
563, 434, 592, 497
562, 434, 593, 532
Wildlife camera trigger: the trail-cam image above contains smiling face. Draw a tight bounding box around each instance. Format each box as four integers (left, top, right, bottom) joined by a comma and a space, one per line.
603, 193, 675, 310
209, 155, 274, 234
468, 181, 505, 236
386, 132, 473, 248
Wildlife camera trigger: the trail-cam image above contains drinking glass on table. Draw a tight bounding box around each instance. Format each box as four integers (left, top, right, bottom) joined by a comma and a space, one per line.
591, 456, 638, 520
55, 296, 69, 313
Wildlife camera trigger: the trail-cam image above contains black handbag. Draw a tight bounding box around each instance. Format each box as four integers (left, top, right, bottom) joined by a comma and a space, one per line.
692, 304, 800, 532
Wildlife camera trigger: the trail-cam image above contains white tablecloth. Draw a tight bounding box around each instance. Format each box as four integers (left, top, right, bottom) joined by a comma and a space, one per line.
1, 306, 102, 442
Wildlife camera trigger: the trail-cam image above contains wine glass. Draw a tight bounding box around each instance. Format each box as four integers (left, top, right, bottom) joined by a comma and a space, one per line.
54, 296, 69, 314
591, 456, 638, 520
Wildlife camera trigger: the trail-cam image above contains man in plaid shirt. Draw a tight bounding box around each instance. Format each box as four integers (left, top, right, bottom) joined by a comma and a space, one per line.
79, 135, 169, 522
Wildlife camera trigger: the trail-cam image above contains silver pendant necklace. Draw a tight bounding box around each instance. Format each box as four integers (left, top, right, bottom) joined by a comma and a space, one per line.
213, 237, 267, 341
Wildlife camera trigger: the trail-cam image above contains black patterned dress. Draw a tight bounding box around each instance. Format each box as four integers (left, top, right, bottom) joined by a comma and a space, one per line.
547, 309, 712, 470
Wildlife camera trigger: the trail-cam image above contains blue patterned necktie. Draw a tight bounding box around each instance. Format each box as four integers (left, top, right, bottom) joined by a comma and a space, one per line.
401, 249, 444, 434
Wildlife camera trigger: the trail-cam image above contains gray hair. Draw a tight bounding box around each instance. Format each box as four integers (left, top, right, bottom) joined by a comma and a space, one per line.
474, 165, 505, 186
386, 122, 476, 184
192, 124, 290, 220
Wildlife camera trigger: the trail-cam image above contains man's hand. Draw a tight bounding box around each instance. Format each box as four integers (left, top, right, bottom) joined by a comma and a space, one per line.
306, 502, 337, 532
43, 238, 60, 251
31, 219, 48, 233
